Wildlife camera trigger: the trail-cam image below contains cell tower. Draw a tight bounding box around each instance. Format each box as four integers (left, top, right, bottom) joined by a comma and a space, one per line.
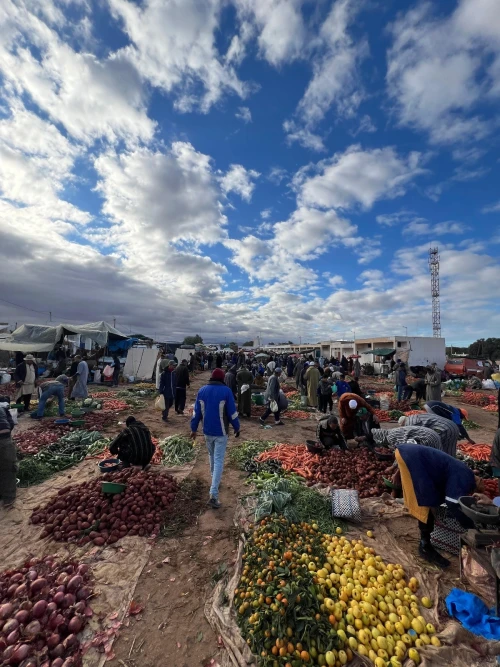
428, 247, 441, 338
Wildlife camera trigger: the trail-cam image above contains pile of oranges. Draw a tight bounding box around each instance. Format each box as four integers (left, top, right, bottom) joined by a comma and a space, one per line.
235, 517, 439, 667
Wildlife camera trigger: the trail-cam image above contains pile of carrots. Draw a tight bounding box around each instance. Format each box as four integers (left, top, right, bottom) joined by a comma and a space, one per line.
459, 443, 492, 461
256, 444, 319, 478
285, 410, 311, 420
374, 409, 391, 422
460, 392, 490, 407
483, 404, 498, 412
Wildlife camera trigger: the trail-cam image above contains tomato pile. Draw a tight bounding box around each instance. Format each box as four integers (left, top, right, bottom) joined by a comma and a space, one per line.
31, 468, 178, 546
0, 555, 94, 667
236, 517, 437, 667
373, 410, 391, 423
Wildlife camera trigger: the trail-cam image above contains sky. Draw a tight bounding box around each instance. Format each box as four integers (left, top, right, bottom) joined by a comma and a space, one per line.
1, 0, 500, 346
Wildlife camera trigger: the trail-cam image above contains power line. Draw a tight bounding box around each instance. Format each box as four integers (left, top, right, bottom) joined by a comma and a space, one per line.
0, 297, 51, 315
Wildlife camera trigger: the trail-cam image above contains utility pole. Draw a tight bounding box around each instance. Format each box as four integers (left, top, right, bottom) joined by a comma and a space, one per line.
113, 318, 116, 328
49, 311, 52, 322
428, 247, 441, 337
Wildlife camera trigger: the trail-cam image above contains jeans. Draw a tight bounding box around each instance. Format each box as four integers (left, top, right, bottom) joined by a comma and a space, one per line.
162, 397, 174, 420
397, 385, 407, 401
261, 406, 281, 422
175, 387, 186, 413
37, 384, 65, 417
205, 435, 228, 499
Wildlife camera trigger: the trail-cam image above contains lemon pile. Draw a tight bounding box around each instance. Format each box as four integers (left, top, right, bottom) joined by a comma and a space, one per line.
312, 533, 440, 666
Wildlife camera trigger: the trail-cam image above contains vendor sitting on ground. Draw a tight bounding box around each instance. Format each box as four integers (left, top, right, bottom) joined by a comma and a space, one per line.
391, 444, 484, 567
33, 375, 69, 419
252, 370, 266, 389
424, 400, 475, 444
109, 416, 155, 469
316, 415, 347, 451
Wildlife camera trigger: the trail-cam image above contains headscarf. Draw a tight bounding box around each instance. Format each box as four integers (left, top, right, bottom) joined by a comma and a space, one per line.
348, 399, 358, 410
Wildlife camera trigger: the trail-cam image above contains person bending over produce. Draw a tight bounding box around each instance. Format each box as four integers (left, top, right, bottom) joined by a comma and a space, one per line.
424, 400, 475, 444
338, 394, 376, 439
352, 407, 378, 447
191, 368, 240, 509
109, 416, 155, 469
32, 375, 69, 419
316, 415, 347, 451
0, 404, 16, 508
399, 413, 461, 457
392, 444, 484, 568
372, 425, 442, 451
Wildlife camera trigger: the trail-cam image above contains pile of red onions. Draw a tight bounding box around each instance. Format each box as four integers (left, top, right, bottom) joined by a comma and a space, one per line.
0, 555, 93, 667
308, 447, 394, 498
14, 431, 69, 457
31, 468, 178, 547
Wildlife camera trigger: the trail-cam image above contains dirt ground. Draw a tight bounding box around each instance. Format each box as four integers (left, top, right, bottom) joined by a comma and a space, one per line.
5, 373, 500, 667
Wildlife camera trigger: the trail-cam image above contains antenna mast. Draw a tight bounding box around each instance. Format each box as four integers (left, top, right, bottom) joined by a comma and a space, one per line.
428, 247, 441, 337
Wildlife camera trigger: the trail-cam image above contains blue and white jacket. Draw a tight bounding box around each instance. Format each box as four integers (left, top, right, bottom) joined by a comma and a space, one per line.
191, 380, 240, 437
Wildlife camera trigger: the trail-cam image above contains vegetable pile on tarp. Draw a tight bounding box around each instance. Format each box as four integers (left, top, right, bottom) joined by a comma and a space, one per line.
89, 392, 115, 398
256, 444, 320, 479
389, 410, 404, 421
309, 448, 393, 498
462, 419, 480, 430
100, 399, 128, 412
18, 432, 106, 487
374, 409, 391, 422
236, 517, 438, 667
157, 435, 195, 466
281, 385, 298, 395
388, 399, 412, 412
460, 392, 490, 407
284, 410, 311, 420
458, 443, 492, 461
230, 440, 276, 470
457, 452, 493, 479
31, 468, 178, 546
77, 412, 118, 430
254, 476, 344, 533
0, 555, 94, 667
483, 404, 498, 412
14, 431, 66, 456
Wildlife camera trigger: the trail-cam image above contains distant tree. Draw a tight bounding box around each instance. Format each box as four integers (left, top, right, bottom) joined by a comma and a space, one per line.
268, 342, 275, 346
242, 340, 254, 347
469, 338, 500, 361
183, 334, 203, 345
288, 341, 294, 345
446, 346, 468, 355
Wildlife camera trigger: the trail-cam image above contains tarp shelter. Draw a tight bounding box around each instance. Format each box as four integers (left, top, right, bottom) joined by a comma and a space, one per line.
368, 348, 396, 357
0, 321, 128, 353
123, 348, 159, 381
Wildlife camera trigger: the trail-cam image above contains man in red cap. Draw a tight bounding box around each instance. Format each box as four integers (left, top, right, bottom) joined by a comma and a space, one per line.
191, 368, 240, 509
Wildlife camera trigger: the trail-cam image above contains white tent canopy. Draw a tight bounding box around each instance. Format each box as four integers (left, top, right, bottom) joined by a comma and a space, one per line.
0, 321, 128, 353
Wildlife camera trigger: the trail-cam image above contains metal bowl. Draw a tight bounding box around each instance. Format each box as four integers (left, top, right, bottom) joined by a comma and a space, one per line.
306, 440, 325, 455
98, 458, 121, 474
459, 496, 500, 525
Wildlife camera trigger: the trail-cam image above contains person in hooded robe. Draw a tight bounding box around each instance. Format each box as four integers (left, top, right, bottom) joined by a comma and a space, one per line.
305, 361, 321, 408
338, 393, 376, 439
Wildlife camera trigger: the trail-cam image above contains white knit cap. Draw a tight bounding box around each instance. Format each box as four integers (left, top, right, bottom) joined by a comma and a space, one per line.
348, 399, 358, 409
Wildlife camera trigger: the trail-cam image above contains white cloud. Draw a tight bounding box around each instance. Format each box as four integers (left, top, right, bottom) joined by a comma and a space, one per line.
328, 274, 345, 287
233, 0, 306, 67
94, 142, 227, 247
0, 2, 154, 144
356, 245, 382, 265
109, 0, 248, 113
295, 145, 426, 211
235, 106, 252, 123
351, 114, 377, 136
285, 0, 367, 149
260, 209, 272, 220
482, 201, 500, 213
387, 0, 500, 146
376, 210, 417, 226
268, 167, 288, 185
404, 220, 470, 236
358, 269, 386, 287
219, 164, 260, 202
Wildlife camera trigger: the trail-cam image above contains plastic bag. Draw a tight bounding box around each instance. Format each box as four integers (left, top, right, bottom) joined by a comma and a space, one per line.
270, 400, 279, 413
240, 384, 250, 394
155, 395, 165, 411
8, 408, 18, 425
93, 369, 101, 383
103, 364, 113, 378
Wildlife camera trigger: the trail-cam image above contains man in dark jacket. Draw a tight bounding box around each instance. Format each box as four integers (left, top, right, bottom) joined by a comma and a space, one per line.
191, 369, 240, 509
207, 353, 213, 370
224, 365, 237, 398
316, 415, 347, 450
175, 359, 190, 414
159, 361, 177, 422
109, 416, 155, 468
215, 353, 223, 368
112, 354, 121, 387
0, 405, 16, 507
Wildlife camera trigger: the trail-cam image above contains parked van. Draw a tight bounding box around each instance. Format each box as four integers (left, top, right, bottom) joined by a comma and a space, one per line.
445, 358, 493, 379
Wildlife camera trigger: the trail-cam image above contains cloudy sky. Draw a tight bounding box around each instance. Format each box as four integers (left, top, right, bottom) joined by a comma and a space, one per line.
1, 0, 500, 345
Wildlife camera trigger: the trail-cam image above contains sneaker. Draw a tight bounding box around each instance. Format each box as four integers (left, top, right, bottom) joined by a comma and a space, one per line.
207, 496, 221, 509
259, 417, 266, 425
162, 417, 169, 422
418, 541, 450, 568
274, 420, 285, 426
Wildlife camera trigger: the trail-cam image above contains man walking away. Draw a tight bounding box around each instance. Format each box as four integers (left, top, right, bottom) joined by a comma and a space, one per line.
0, 404, 16, 508
236, 364, 254, 417
109, 416, 155, 468
159, 361, 177, 422
318, 375, 333, 413
112, 354, 121, 387
14, 354, 37, 412
260, 367, 284, 426
215, 352, 223, 368
395, 362, 408, 402
207, 353, 213, 371
191, 369, 240, 509
353, 358, 361, 381
175, 359, 190, 414
33, 376, 69, 418
224, 365, 237, 399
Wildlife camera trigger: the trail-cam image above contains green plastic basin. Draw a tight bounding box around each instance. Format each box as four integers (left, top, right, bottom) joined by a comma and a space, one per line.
101, 481, 126, 495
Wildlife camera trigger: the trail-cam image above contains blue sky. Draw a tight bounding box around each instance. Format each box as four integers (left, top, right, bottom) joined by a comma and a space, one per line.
1, 0, 500, 345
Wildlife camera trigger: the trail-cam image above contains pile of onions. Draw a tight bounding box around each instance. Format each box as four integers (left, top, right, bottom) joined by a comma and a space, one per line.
31, 468, 178, 547
0, 555, 93, 667
308, 447, 394, 498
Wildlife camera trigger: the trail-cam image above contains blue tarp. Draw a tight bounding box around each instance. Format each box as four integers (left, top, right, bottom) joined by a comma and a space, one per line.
446, 588, 500, 640
108, 338, 138, 352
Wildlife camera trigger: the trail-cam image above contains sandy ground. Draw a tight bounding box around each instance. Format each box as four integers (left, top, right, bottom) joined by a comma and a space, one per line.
5, 373, 500, 666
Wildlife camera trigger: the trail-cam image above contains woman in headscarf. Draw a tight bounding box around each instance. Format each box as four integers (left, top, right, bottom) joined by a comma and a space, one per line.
392, 444, 483, 567
399, 413, 460, 457
424, 400, 475, 444
371, 425, 442, 451
338, 393, 376, 439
